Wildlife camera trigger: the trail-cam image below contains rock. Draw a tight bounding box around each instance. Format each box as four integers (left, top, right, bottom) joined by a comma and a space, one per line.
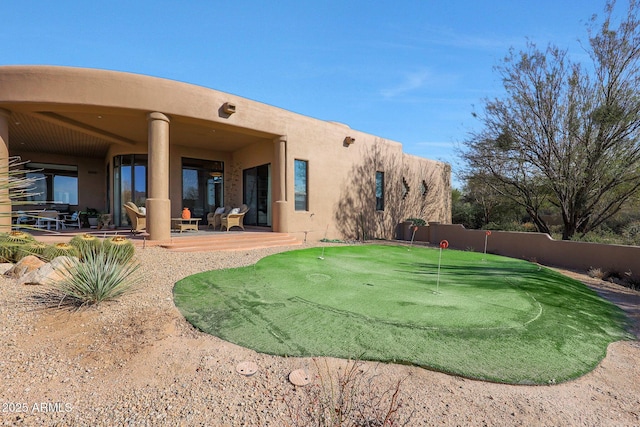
0, 263, 13, 275
5, 255, 45, 279
18, 256, 78, 286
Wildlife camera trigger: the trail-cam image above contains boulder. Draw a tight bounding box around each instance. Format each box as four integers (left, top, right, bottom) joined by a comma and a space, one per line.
0, 263, 13, 275
5, 255, 45, 279
18, 256, 78, 286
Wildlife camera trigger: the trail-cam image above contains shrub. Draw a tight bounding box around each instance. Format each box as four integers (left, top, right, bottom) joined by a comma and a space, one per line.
622, 221, 640, 246
48, 247, 140, 306
405, 218, 426, 226
283, 358, 410, 426
587, 267, 605, 280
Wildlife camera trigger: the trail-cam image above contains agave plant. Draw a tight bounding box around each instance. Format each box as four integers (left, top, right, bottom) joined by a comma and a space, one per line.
51, 246, 140, 306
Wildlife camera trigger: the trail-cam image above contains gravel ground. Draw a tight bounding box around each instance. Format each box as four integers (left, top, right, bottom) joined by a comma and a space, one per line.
1, 244, 639, 426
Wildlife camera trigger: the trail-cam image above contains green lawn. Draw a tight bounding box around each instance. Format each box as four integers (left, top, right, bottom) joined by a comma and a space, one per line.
173, 245, 633, 384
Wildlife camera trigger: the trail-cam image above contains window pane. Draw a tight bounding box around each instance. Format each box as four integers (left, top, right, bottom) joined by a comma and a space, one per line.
376, 171, 384, 211
26, 172, 46, 202
294, 160, 308, 211
53, 175, 78, 204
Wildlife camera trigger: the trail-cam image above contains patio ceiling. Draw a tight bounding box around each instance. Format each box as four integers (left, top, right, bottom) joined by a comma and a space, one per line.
6, 107, 275, 158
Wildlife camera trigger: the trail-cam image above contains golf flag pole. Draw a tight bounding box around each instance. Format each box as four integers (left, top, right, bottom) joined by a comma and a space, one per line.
410, 225, 418, 248
483, 230, 491, 258
436, 240, 449, 294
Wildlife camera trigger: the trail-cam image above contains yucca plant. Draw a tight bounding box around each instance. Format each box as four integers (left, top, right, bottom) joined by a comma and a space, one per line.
101, 235, 135, 265
51, 246, 140, 306
43, 242, 80, 261
69, 233, 101, 259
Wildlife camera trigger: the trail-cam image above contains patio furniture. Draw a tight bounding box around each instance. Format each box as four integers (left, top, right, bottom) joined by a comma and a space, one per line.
123, 202, 146, 233
172, 217, 201, 233
14, 211, 37, 228
62, 211, 81, 228
35, 210, 63, 230
220, 204, 249, 231
207, 206, 231, 230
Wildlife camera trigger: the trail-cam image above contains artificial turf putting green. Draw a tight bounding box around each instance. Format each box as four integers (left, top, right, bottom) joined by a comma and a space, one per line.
173, 245, 633, 384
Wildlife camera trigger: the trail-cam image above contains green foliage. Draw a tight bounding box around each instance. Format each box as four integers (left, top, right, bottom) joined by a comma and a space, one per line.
0, 243, 15, 262
50, 247, 140, 306
43, 242, 80, 261
14, 242, 47, 261
404, 217, 426, 226
0, 231, 36, 245
622, 221, 640, 246
459, 1, 640, 240
69, 233, 101, 258
101, 236, 135, 265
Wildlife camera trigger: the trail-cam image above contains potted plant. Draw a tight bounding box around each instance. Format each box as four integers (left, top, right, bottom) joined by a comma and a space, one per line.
80, 208, 100, 228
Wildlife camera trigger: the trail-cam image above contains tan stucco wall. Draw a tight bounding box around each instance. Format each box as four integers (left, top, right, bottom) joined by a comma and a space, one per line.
1, 66, 450, 240
422, 223, 640, 281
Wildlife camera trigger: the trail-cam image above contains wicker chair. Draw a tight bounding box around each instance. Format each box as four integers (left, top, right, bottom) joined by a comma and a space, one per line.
123, 202, 146, 233
220, 204, 249, 231
207, 206, 231, 230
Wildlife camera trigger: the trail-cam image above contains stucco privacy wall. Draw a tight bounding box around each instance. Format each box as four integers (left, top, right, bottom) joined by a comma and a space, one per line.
0, 66, 450, 240
424, 223, 640, 280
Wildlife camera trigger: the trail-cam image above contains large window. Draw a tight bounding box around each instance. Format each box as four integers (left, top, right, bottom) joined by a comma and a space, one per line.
26, 163, 78, 205
182, 158, 224, 220
294, 159, 308, 211
376, 171, 384, 211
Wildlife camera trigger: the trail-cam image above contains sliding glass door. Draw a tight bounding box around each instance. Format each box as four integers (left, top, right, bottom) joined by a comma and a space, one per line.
182, 158, 224, 220
243, 164, 271, 227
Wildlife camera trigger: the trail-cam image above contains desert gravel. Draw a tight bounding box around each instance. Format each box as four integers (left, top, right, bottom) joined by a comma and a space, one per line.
1, 244, 639, 426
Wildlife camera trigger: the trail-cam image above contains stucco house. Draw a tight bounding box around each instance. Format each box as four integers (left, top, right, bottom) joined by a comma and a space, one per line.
0, 65, 450, 241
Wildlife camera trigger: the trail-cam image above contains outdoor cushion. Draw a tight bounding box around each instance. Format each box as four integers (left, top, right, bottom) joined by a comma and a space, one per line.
229, 208, 240, 214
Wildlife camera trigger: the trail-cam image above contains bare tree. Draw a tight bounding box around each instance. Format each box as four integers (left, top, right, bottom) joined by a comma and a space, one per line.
461, 0, 640, 239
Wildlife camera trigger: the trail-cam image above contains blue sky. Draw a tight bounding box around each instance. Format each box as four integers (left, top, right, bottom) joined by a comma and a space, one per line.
1, 1, 616, 187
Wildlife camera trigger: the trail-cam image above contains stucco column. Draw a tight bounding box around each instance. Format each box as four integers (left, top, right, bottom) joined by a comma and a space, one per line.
0, 109, 11, 232
146, 112, 171, 240
272, 135, 288, 232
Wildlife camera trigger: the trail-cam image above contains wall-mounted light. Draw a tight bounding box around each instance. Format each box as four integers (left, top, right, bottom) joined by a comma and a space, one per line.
344, 136, 355, 146
222, 102, 236, 115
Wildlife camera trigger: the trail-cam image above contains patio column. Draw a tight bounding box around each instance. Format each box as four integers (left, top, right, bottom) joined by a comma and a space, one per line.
146, 112, 171, 241
272, 135, 288, 232
0, 109, 11, 232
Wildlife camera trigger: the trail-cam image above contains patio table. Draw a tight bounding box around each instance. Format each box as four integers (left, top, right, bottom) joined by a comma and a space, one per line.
171, 217, 201, 233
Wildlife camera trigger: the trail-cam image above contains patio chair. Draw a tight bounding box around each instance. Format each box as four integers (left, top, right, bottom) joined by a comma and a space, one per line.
220, 204, 249, 231
207, 206, 231, 230
62, 211, 81, 228
123, 203, 146, 233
